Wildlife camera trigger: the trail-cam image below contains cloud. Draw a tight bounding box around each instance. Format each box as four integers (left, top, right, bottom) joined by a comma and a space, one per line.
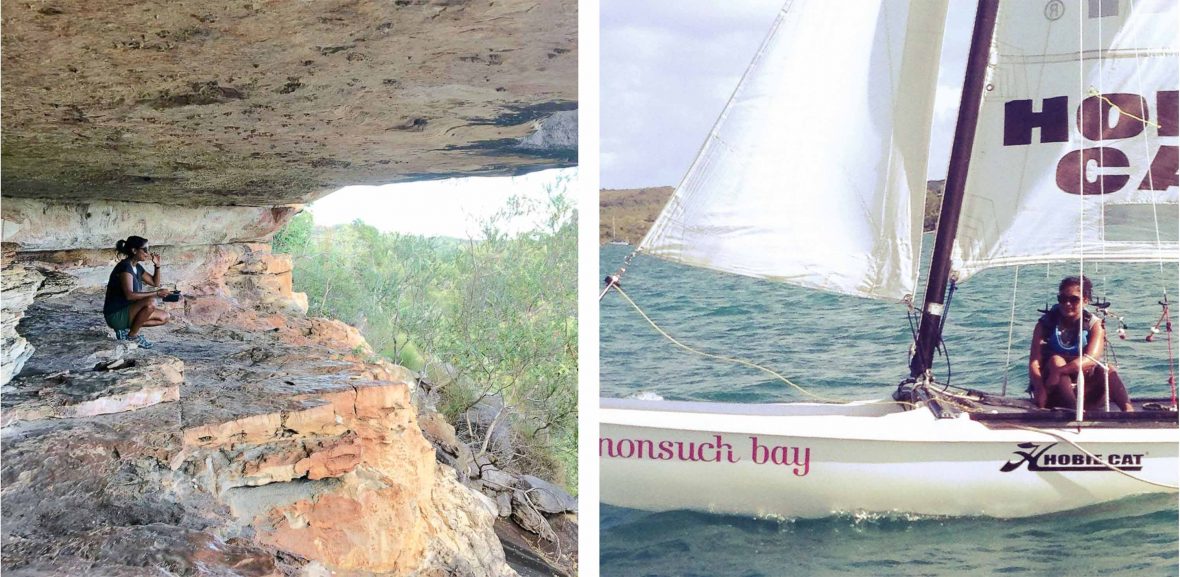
928, 83, 964, 178
601, 0, 976, 187
927, 3, 975, 179
601, 0, 783, 189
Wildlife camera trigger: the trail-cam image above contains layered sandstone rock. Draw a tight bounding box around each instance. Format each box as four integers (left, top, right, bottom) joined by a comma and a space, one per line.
0, 235, 575, 575
3, 198, 304, 307
0, 265, 41, 383
1, 353, 182, 426
2, 291, 515, 576
1, 198, 297, 251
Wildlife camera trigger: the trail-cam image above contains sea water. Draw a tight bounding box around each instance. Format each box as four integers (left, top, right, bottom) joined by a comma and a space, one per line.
599, 242, 1179, 577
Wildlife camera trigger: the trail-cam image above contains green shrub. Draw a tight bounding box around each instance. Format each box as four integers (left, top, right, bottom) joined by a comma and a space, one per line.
273, 187, 577, 491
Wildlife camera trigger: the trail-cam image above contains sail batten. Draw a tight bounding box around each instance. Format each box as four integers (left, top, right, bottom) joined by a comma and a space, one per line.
639, 0, 950, 301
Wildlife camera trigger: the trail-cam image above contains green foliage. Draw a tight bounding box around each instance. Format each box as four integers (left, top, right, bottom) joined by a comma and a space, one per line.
273, 186, 578, 490
272, 210, 314, 254
923, 180, 945, 232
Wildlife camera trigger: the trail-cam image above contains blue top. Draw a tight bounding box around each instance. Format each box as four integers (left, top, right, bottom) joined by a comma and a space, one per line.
1039, 304, 1093, 357
103, 259, 143, 315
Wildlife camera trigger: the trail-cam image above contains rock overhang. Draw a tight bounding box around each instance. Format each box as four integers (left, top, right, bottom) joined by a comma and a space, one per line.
1, 5, 579, 572
1, 0, 577, 207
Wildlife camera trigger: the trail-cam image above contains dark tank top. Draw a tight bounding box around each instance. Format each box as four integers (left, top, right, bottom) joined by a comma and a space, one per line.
103, 259, 143, 315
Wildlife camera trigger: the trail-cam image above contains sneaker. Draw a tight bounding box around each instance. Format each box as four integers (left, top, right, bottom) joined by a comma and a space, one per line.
133, 334, 154, 349
115, 329, 130, 340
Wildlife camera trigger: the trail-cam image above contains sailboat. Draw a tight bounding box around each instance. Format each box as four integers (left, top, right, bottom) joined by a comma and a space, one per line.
600, 0, 1178, 518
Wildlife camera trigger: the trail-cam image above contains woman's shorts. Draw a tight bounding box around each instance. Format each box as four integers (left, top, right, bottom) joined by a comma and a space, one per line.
105, 306, 131, 330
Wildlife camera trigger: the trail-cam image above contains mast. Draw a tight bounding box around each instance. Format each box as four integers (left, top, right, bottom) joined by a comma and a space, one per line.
910, 0, 1001, 378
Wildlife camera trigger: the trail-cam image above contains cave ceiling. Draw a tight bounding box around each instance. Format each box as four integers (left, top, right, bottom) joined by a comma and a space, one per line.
1, 0, 577, 207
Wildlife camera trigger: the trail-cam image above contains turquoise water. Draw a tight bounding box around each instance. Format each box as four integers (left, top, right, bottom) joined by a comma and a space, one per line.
599, 242, 1179, 576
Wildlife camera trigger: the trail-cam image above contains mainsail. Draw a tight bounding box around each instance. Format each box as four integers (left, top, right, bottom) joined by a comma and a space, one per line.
953, 0, 1179, 279
639, 0, 949, 301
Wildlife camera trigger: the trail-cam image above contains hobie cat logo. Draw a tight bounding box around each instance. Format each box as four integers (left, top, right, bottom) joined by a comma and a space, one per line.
1002, 91, 1177, 196
1000, 442, 1145, 473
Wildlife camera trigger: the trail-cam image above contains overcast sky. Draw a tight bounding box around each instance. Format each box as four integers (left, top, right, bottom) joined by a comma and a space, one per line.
600, 1, 975, 189
308, 167, 576, 239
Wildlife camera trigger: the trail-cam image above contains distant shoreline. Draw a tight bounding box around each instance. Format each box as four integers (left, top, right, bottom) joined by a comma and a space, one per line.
599, 186, 674, 245
599, 180, 947, 245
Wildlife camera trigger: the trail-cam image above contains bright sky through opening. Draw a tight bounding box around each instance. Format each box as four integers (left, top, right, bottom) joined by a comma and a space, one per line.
308, 167, 576, 239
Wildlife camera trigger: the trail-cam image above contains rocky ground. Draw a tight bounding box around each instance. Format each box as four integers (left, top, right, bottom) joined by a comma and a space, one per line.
2, 288, 575, 576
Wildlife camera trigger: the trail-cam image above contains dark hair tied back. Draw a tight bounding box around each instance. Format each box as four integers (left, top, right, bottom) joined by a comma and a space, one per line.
116, 236, 148, 257
1059, 275, 1093, 300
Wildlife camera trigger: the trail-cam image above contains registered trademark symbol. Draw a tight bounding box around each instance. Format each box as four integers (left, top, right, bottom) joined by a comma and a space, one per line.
1045, 0, 1065, 20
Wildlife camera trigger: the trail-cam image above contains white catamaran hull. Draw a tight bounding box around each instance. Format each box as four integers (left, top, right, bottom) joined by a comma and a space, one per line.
600, 398, 1178, 519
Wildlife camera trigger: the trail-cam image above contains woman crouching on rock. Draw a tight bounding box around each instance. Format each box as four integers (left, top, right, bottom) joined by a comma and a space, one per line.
103, 236, 170, 349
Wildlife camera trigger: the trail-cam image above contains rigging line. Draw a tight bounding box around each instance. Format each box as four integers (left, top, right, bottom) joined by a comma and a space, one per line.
906, 304, 919, 345
1085, 89, 1161, 130
1107, 1, 1174, 405
1168, 302, 1177, 408
935, 279, 957, 388
1095, 6, 1109, 412
600, 248, 640, 301
904, 299, 921, 369
1157, 290, 1176, 410
1093, 4, 1107, 298
1123, 3, 1174, 378
1094, 304, 1123, 411
1125, 1, 1176, 398
1012, 425, 1180, 490
1074, 5, 1087, 423
1152, 296, 1178, 406
939, 335, 952, 391
1097, 296, 1112, 412
612, 285, 883, 406
937, 278, 957, 337
1002, 266, 1021, 397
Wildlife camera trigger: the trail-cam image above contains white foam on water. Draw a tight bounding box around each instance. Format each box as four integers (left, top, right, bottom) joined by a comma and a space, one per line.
629, 391, 664, 401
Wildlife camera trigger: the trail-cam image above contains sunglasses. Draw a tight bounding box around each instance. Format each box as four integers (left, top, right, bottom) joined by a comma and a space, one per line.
1057, 294, 1082, 305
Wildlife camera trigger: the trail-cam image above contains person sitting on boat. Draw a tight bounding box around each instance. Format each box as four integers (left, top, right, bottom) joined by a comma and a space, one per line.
1028, 275, 1132, 412
103, 236, 171, 349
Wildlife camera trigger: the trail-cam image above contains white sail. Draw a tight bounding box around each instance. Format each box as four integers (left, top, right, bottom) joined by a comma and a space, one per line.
954, 0, 1179, 279
639, 0, 949, 301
